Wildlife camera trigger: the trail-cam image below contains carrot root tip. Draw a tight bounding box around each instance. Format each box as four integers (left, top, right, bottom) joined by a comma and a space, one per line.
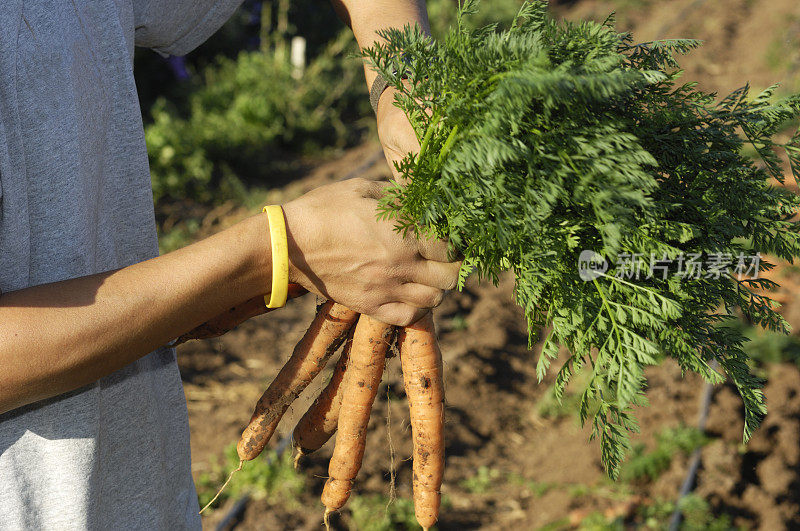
198, 462, 242, 515
293, 450, 302, 470
323, 508, 333, 531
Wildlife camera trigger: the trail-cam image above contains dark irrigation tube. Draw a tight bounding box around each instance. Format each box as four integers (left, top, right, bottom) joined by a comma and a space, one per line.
214, 431, 295, 531
667, 360, 719, 531
214, 495, 250, 531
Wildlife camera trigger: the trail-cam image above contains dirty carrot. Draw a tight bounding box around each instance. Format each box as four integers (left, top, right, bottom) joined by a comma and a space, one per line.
175, 283, 307, 345
237, 301, 358, 461
292, 327, 354, 462
320, 315, 393, 526
398, 313, 445, 531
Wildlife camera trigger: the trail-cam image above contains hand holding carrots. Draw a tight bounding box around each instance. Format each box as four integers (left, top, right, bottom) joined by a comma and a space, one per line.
191, 178, 454, 527
173, 178, 457, 346
282, 178, 460, 326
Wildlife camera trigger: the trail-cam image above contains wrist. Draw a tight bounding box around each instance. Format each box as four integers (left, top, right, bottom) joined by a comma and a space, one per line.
242, 212, 274, 298
376, 85, 395, 118
281, 200, 313, 289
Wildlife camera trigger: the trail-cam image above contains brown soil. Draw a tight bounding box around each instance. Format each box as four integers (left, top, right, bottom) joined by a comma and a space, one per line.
558, 0, 800, 96
181, 265, 800, 530
177, 1, 800, 529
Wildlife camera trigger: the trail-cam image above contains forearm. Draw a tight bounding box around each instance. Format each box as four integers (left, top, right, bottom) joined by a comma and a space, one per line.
0, 214, 272, 414
331, 0, 431, 88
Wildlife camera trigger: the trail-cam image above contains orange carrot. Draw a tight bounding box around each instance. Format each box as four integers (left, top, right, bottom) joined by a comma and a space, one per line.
398, 313, 445, 531
237, 301, 358, 461
320, 315, 393, 523
175, 283, 307, 345
292, 327, 354, 458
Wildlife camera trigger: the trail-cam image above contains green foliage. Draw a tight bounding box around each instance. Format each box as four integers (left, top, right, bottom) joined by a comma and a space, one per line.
363, 0, 800, 478
157, 218, 201, 254
577, 512, 625, 531
638, 495, 738, 530
569, 494, 736, 530
460, 465, 502, 493
536, 388, 579, 420
568, 483, 593, 499
347, 494, 423, 531
676, 495, 737, 531
621, 426, 708, 482
146, 31, 368, 204
738, 322, 800, 367
195, 443, 305, 511
508, 473, 555, 497
449, 313, 470, 331
426, 0, 527, 37
536, 376, 585, 420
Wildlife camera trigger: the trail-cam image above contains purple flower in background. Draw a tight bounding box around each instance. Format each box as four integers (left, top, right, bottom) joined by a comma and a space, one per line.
165, 55, 190, 81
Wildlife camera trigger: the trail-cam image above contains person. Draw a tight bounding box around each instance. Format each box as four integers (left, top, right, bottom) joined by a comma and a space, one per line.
0, 1, 457, 528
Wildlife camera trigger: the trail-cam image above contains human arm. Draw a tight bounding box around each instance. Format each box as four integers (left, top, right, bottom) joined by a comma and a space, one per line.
330, 0, 430, 89
331, 0, 431, 182
174, 1, 438, 344
0, 178, 458, 415
173, 284, 307, 345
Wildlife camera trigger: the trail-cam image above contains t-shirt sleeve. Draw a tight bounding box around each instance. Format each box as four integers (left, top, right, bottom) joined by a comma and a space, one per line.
132, 0, 245, 56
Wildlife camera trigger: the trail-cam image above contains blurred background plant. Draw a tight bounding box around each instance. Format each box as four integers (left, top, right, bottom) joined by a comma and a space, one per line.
136, 0, 532, 207
135, 0, 531, 251
139, 0, 371, 205
195, 443, 305, 510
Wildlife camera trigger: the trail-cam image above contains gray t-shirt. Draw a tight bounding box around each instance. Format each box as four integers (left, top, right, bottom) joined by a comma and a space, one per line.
0, 1, 243, 528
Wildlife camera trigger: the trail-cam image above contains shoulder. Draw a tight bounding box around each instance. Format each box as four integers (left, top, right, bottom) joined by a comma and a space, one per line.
133, 0, 244, 56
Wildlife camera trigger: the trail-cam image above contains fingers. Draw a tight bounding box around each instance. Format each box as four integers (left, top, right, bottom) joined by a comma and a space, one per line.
395, 283, 445, 310
409, 260, 460, 291
367, 283, 443, 326
362, 282, 448, 327
416, 235, 463, 263
372, 303, 429, 328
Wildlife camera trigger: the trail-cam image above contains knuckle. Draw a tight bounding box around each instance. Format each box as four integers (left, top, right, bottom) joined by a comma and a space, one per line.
446, 275, 458, 291
397, 307, 418, 327
384, 263, 405, 282
431, 290, 445, 308
354, 178, 383, 198
346, 177, 369, 194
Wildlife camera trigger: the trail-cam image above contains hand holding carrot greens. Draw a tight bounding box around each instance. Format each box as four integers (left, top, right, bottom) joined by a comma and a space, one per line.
282, 177, 459, 326
366, 0, 800, 477
172, 176, 460, 344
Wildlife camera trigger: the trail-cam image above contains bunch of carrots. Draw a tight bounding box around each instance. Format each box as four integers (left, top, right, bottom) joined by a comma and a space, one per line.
203, 292, 446, 530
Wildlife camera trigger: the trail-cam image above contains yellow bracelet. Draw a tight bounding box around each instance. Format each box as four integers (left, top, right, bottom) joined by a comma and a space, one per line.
263, 205, 289, 309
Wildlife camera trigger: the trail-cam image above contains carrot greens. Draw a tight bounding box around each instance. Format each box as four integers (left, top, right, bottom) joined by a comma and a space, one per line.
363, 0, 800, 477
